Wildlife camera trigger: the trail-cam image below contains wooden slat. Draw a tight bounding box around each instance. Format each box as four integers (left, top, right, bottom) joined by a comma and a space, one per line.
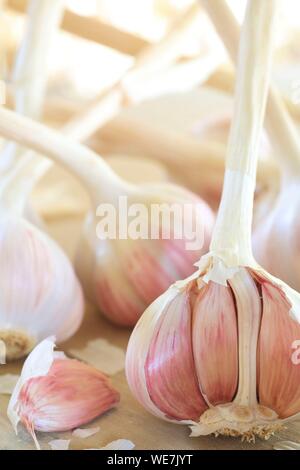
7, 0, 150, 56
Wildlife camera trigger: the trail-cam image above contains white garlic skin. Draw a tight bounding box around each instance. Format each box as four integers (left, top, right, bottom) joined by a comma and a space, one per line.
0, 214, 84, 360
75, 183, 215, 326
253, 180, 300, 291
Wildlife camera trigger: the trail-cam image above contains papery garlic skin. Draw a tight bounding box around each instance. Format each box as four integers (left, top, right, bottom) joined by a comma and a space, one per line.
0, 215, 84, 360
126, 256, 300, 440
253, 179, 300, 292
8, 337, 119, 449
76, 183, 214, 326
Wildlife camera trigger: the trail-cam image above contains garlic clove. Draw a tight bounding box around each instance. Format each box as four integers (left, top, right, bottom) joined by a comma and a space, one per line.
8, 337, 119, 449
0, 215, 84, 360
144, 284, 208, 421
258, 280, 300, 418
192, 282, 238, 405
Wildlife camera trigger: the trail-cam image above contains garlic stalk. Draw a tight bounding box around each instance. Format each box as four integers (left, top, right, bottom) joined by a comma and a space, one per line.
63, 3, 202, 141
8, 337, 120, 450
200, 0, 300, 292
0, 0, 84, 362
0, 0, 64, 173
126, 0, 300, 440
0, 106, 214, 326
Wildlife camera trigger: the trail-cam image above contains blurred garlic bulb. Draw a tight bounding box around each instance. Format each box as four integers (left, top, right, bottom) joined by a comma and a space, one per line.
200, 0, 300, 292
0, 110, 214, 327
0, 158, 84, 361
8, 337, 119, 449
76, 183, 214, 326
127, 0, 300, 439
253, 176, 300, 291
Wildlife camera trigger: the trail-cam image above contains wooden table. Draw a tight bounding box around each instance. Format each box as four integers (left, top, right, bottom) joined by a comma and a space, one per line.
1, 215, 300, 450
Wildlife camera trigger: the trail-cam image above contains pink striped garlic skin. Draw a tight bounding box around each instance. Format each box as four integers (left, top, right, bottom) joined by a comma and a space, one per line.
0, 215, 84, 360
17, 358, 120, 433
126, 266, 300, 437
76, 184, 215, 327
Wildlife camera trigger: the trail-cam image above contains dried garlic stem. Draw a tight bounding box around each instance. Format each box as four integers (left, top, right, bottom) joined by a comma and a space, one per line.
0, 0, 64, 206
200, 0, 300, 173
0, 107, 132, 206
209, 0, 277, 266
12, 0, 64, 119
62, 3, 201, 141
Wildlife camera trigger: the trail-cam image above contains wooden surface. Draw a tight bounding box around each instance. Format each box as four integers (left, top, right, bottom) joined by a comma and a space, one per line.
1, 215, 300, 450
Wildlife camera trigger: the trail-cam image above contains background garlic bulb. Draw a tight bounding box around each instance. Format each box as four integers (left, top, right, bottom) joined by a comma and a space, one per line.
0, 108, 215, 327
127, 0, 300, 440
0, 207, 84, 361
76, 182, 214, 326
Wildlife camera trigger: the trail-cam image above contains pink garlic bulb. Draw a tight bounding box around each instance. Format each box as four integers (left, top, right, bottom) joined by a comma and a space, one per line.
126, 260, 300, 439
75, 182, 214, 326
253, 179, 300, 291
8, 337, 120, 449
0, 213, 84, 360
126, 0, 300, 440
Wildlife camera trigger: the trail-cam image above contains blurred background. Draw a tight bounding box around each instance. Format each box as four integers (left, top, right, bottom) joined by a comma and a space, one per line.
0, 0, 300, 221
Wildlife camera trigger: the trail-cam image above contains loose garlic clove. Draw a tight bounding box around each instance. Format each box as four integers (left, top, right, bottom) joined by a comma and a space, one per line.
76, 183, 214, 326
0, 215, 84, 360
126, 258, 300, 440
8, 337, 120, 449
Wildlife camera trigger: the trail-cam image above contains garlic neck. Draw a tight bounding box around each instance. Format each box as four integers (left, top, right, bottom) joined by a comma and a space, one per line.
0, 153, 50, 216
0, 107, 135, 209
209, 0, 276, 268
210, 170, 255, 266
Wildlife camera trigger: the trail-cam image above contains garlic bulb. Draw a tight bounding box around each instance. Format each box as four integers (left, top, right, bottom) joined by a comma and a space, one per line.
126, 0, 300, 439
0, 110, 214, 327
76, 183, 214, 326
200, 0, 300, 292
0, 216, 83, 361
0, 157, 84, 361
8, 337, 120, 449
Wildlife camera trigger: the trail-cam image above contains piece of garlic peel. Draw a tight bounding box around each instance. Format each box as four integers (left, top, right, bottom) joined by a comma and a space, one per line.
49, 439, 71, 451
72, 427, 100, 439
8, 338, 120, 449
69, 339, 125, 376
8, 336, 58, 434
0, 215, 84, 360
87, 439, 135, 450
